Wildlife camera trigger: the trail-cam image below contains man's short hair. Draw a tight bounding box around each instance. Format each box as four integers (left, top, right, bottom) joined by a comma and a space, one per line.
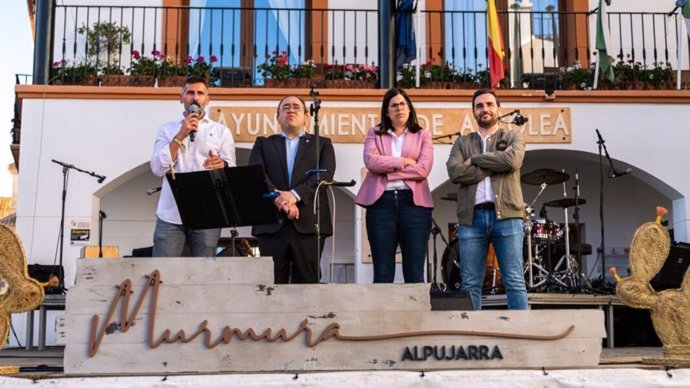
182, 76, 209, 92
472, 88, 500, 107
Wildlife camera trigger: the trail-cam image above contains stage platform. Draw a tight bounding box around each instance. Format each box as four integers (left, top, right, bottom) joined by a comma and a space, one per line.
483, 293, 624, 348
2, 346, 689, 387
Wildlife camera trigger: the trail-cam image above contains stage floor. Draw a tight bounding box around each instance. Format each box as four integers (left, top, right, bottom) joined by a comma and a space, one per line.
3, 346, 690, 387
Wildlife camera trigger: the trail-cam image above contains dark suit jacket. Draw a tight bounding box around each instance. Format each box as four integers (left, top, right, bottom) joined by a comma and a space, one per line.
249, 133, 336, 236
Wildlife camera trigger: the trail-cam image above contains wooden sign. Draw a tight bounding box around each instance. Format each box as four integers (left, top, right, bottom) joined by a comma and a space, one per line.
60, 257, 604, 374
211, 106, 572, 144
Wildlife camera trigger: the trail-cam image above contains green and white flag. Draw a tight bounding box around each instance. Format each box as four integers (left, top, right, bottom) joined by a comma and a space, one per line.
680, 0, 690, 40
595, 0, 614, 84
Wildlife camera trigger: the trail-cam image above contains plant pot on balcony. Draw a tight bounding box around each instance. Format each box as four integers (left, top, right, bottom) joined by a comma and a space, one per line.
158, 76, 188, 87
99, 74, 130, 87
129, 75, 155, 87
264, 78, 289, 88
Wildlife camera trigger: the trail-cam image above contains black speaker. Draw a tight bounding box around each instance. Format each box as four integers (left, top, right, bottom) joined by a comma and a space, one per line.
27, 264, 63, 294
430, 288, 475, 311
650, 243, 690, 291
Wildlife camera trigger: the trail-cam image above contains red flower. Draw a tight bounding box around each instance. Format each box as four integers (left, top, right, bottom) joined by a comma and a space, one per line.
210, 55, 218, 63
132, 50, 141, 59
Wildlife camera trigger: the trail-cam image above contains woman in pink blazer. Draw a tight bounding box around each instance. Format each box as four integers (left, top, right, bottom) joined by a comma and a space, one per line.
355, 88, 434, 283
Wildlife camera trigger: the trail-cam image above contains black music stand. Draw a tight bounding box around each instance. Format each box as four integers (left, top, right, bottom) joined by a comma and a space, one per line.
166, 165, 279, 230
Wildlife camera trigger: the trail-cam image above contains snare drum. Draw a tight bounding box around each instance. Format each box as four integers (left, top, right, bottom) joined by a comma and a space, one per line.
531, 219, 562, 241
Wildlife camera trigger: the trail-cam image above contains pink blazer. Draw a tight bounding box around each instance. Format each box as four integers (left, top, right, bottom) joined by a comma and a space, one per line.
355, 126, 434, 208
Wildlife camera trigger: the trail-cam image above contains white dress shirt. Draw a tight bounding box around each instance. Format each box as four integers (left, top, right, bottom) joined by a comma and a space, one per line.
150, 114, 236, 225
474, 127, 498, 205
385, 128, 410, 191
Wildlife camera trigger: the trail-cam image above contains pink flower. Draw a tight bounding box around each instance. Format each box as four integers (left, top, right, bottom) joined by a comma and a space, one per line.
151, 50, 162, 58
132, 50, 141, 59
196, 56, 205, 64
210, 54, 218, 63
184, 55, 193, 64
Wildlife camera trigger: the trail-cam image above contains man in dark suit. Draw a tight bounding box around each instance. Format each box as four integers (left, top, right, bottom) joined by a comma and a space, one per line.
249, 95, 336, 284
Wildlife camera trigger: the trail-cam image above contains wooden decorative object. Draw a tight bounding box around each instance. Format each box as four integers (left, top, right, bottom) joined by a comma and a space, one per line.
0, 225, 44, 349
611, 207, 690, 367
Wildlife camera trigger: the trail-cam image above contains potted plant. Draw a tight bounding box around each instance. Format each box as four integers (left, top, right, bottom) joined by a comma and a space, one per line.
258, 50, 290, 87
78, 21, 131, 65
344, 63, 378, 88
559, 61, 593, 90
290, 59, 317, 88
323, 62, 346, 88
127, 49, 164, 86
50, 59, 97, 85
78, 21, 131, 85
186, 55, 219, 85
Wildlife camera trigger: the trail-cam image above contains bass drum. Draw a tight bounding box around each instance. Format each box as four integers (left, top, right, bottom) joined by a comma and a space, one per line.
441, 240, 503, 294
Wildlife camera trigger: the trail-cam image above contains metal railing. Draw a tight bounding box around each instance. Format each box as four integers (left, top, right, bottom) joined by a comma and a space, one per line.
51, 4, 379, 87
44, 4, 688, 90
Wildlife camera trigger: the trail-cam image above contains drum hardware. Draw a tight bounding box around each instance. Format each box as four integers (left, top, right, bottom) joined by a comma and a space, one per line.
548, 170, 584, 291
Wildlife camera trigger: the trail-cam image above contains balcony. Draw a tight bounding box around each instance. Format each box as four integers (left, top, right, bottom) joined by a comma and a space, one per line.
34, 2, 689, 91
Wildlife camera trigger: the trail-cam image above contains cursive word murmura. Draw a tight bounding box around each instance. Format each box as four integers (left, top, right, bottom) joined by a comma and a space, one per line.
87, 270, 575, 357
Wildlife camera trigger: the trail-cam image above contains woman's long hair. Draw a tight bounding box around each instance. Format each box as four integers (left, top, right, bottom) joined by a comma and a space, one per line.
375, 88, 422, 135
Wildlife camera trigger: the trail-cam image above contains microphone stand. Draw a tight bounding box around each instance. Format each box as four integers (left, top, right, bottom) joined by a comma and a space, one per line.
594, 130, 609, 290
430, 218, 451, 291
309, 85, 324, 282
51, 159, 105, 292
98, 210, 106, 258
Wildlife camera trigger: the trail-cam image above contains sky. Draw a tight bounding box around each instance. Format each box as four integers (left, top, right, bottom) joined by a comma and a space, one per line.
0, 1, 33, 197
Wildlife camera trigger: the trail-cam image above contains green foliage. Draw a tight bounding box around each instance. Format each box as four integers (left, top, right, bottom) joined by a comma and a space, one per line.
50, 59, 97, 84
78, 21, 131, 65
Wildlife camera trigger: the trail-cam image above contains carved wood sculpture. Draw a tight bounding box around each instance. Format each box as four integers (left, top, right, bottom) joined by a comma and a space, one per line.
0, 225, 44, 349
610, 207, 690, 366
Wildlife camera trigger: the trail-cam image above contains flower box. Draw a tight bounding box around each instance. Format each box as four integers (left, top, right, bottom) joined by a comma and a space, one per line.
158, 76, 188, 87
99, 74, 130, 87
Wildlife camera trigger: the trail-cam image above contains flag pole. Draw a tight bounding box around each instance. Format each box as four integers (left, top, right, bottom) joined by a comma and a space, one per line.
677, 11, 683, 90
593, 54, 600, 89
415, 0, 421, 88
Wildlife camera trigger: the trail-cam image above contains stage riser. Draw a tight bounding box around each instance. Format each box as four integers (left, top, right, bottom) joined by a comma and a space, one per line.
62, 258, 605, 374
75, 257, 274, 286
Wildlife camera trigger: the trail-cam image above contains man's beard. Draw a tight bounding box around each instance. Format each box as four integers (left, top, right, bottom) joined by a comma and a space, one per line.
475, 112, 498, 129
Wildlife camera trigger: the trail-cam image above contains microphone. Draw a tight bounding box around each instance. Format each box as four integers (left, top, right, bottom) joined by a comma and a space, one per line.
98, 210, 107, 219
97, 175, 106, 184
187, 102, 203, 142
610, 168, 633, 178
513, 111, 528, 126
146, 187, 162, 196
325, 179, 356, 187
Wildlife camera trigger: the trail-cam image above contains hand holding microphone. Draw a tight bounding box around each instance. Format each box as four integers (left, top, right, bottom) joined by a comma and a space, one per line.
185, 102, 204, 142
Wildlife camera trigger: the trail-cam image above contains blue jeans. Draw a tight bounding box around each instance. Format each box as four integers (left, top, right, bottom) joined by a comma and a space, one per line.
152, 217, 221, 257
366, 190, 432, 283
458, 209, 528, 310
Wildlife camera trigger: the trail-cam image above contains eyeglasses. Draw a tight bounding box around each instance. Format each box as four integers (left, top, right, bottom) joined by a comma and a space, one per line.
389, 101, 408, 110
280, 103, 304, 113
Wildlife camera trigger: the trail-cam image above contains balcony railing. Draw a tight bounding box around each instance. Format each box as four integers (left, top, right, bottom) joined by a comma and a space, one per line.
45, 4, 689, 90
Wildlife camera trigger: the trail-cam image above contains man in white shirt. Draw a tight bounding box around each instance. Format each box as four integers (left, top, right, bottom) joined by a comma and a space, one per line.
150, 76, 236, 257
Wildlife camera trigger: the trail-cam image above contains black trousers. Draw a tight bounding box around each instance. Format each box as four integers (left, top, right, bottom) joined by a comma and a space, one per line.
257, 223, 325, 284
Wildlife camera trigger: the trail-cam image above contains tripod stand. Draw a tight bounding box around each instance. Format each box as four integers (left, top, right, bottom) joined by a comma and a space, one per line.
551, 171, 582, 291
51, 159, 105, 292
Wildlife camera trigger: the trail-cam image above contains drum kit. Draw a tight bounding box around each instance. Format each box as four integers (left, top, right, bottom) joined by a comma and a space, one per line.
522, 168, 588, 292
441, 167, 588, 294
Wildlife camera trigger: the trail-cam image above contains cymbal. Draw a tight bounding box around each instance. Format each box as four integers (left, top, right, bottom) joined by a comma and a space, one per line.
521, 169, 570, 185
441, 192, 457, 202
544, 198, 587, 208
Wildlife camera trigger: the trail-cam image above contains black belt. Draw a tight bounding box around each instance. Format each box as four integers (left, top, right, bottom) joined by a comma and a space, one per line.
474, 202, 495, 211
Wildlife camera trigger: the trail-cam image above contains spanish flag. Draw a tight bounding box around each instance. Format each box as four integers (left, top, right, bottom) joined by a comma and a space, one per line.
487, 0, 505, 90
